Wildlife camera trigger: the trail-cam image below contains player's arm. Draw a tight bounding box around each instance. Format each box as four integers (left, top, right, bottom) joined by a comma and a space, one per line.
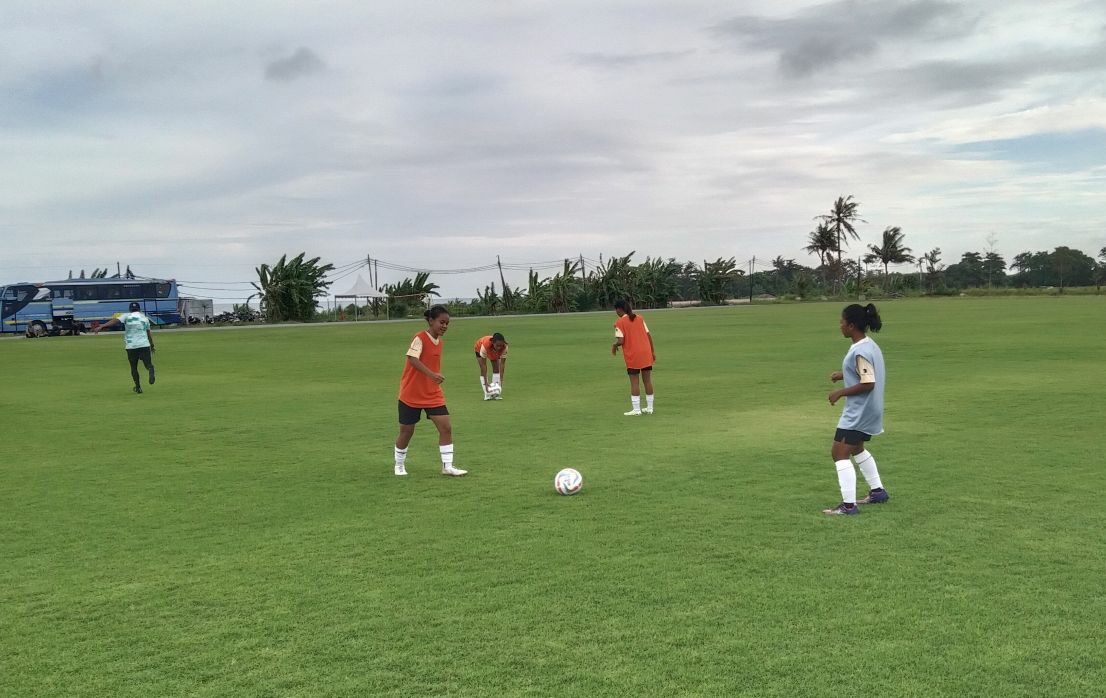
647, 332, 655, 362
612, 326, 624, 355
93, 318, 121, 333
407, 355, 444, 384
828, 356, 876, 405
828, 381, 875, 405
497, 357, 505, 383
146, 328, 155, 351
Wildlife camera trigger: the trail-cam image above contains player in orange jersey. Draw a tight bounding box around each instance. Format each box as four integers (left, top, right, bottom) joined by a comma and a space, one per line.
473, 332, 508, 400
394, 305, 467, 477
611, 299, 656, 416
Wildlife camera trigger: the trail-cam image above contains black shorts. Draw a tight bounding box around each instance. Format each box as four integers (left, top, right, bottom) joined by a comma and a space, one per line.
126, 347, 153, 365
627, 366, 653, 376
834, 428, 872, 445
398, 400, 449, 425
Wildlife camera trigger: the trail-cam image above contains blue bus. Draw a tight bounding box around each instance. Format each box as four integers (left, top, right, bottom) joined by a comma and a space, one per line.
0, 278, 181, 336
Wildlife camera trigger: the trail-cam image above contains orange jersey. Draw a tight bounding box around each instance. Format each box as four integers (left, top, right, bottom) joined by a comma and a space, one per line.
398, 331, 445, 407
615, 314, 653, 370
474, 335, 509, 360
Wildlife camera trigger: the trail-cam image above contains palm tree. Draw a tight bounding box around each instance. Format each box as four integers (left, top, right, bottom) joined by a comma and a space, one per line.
863, 226, 915, 279
803, 222, 837, 269
817, 195, 866, 265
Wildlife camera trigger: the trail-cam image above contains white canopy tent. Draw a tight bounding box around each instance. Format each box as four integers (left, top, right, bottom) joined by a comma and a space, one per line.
333, 275, 389, 320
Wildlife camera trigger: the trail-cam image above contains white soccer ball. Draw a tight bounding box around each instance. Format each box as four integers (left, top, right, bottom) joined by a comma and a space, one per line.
553, 468, 583, 496
488, 383, 502, 395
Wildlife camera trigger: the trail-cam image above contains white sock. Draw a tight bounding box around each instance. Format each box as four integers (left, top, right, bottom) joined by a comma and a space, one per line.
835, 459, 857, 504
394, 446, 408, 467
855, 450, 883, 490
646, 394, 654, 409
440, 444, 454, 468
479, 376, 487, 393
492, 372, 500, 387
630, 395, 640, 411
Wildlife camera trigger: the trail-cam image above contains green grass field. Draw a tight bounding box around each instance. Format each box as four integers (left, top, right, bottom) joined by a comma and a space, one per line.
3, 297, 1104, 697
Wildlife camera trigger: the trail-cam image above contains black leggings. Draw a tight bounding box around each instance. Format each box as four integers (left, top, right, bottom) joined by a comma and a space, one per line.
126, 347, 154, 386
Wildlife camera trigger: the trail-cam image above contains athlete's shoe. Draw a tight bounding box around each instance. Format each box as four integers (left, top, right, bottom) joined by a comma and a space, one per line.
822, 502, 860, 516
441, 465, 468, 477
149, 366, 156, 385
858, 488, 889, 505
642, 407, 654, 414
483, 393, 494, 401
624, 409, 642, 416
133, 385, 143, 394
492, 392, 503, 400
394, 464, 408, 476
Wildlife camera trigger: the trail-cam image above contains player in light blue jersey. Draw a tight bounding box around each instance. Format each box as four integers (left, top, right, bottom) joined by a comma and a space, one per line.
94, 302, 157, 394
823, 303, 889, 516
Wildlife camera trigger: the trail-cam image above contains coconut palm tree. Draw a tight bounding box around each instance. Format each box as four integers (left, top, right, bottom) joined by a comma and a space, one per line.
863, 226, 915, 279
803, 222, 837, 268
817, 195, 866, 265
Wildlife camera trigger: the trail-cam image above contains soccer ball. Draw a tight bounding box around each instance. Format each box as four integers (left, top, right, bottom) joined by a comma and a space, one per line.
553, 468, 583, 496
488, 383, 502, 396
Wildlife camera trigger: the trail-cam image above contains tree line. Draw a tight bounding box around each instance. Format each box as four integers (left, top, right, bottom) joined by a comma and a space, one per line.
249, 198, 1106, 322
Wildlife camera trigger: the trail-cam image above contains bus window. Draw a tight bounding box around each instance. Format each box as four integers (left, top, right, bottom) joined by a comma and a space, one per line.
141, 283, 157, 298
77, 286, 98, 301
104, 285, 123, 299
123, 284, 143, 298
156, 283, 171, 299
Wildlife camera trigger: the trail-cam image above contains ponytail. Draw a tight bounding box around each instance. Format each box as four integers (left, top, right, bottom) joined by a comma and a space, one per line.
864, 303, 882, 333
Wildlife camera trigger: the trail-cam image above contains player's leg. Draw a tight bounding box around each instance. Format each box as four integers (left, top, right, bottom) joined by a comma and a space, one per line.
641, 367, 655, 414
140, 347, 155, 385
854, 439, 889, 504
394, 401, 419, 476
429, 411, 466, 476
625, 370, 642, 415
476, 355, 490, 398
823, 431, 861, 515
126, 349, 142, 393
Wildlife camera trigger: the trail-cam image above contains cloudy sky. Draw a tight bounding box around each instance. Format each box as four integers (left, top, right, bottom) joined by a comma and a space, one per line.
2, 0, 1104, 300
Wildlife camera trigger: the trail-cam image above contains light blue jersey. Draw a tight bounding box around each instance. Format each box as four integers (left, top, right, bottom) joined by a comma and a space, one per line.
838, 336, 884, 435
121, 312, 151, 350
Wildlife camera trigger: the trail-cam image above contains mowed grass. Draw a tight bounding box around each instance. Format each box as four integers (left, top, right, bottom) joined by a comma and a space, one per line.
2, 297, 1105, 697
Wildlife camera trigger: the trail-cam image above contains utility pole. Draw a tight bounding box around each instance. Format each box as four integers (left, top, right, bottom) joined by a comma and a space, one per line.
749, 256, 755, 304
578, 254, 586, 282
497, 255, 507, 290
857, 256, 864, 299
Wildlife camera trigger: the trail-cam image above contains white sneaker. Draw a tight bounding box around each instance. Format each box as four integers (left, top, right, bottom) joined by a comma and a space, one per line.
493, 392, 503, 400
441, 464, 468, 477
395, 464, 408, 476
642, 407, 654, 414
483, 393, 494, 401
624, 409, 642, 416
